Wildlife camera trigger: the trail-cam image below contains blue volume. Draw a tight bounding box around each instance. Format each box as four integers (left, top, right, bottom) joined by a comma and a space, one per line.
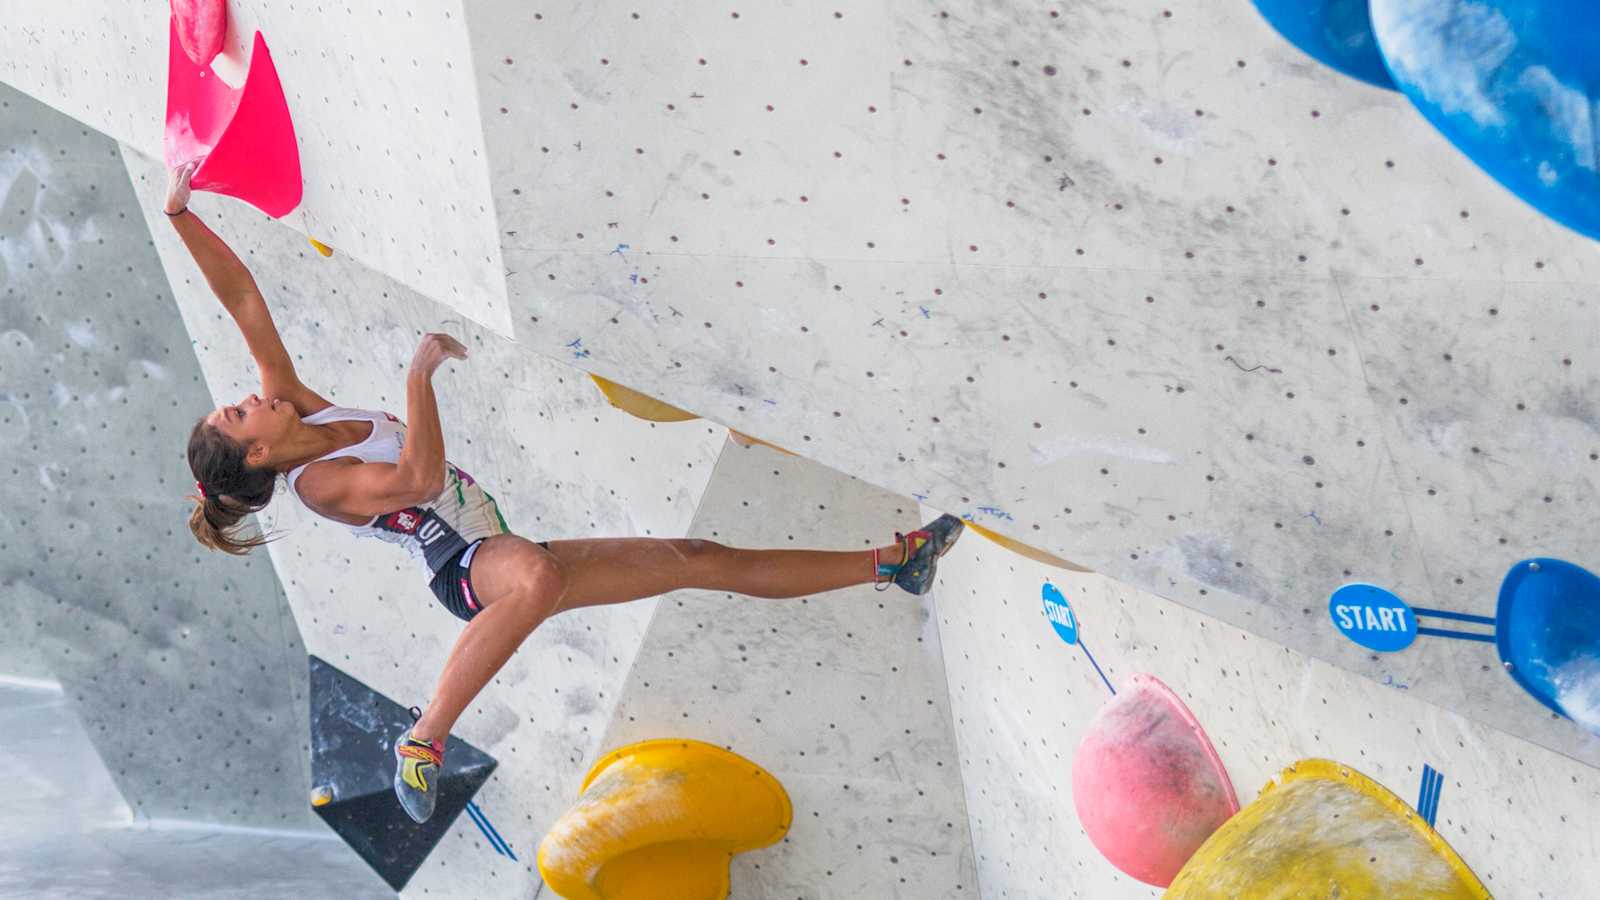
1252, 0, 1397, 89
1371, 0, 1600, 241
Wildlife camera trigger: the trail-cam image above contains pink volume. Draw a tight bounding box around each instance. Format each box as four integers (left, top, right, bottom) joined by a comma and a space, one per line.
1071, 673, 1240, 887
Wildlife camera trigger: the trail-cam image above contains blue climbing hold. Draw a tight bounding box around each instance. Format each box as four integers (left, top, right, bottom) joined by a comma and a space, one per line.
1371, 0, 1600, 241
1496, 558, 1600, 733
1251, 0, 1397, 90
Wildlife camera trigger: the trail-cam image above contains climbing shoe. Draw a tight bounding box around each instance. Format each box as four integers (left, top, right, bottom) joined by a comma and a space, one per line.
875, 513, 965, 595
393, 706, 444, 824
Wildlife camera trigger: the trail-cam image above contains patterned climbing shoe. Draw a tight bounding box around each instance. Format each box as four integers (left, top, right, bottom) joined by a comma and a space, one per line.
394, 706, 445, 824
875, 514, 965, 595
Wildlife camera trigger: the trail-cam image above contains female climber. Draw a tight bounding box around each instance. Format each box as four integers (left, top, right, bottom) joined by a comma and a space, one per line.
166, 161, 965, 823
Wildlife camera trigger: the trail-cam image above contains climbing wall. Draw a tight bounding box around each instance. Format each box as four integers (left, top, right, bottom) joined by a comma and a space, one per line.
7, 1, 1600, 897
462, 0, 1600, 769
5, 0, 1597, 769
0, 83, 311, 829
595, 439, 979, 899
934, 525, 1600, 898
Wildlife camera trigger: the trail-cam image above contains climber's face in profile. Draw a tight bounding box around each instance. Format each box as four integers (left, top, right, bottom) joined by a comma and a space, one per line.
205, 393, 296, 466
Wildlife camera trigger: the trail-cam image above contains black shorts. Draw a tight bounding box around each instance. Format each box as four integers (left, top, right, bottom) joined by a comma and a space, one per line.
429, 538, 549, 622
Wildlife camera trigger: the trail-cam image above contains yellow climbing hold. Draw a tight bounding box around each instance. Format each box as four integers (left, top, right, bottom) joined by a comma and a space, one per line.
728, 430, 797, 456
590, 375, 699, 423
1165, 758, 1490, 899
538, 739, 792, 900
964, 520, 1092, 572
307, 236, 334, 257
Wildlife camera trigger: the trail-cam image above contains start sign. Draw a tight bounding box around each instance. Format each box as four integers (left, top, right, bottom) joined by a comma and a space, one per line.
1329, 583, 1418, 652
1043, 582, 1078, 645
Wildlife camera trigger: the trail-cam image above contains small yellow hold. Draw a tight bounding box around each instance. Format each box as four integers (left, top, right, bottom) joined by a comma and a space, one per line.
590, 375, 698, 423
309, 785, 334, 807
307, 236, 334, 257
728, 430, 797, 456
538, 739, 792, 900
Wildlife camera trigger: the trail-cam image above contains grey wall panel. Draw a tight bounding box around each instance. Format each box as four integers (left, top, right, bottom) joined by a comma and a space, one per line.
596, 439, 979, 900
4, 679, 130, 841
0, 83, 312, 828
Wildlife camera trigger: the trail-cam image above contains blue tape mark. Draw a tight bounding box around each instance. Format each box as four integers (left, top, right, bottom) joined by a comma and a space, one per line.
1412, 607, 1497, 627
466, 801, 518, 861
1434, 770, 1444, 825
1078, 639, 1115, 696
1417, 767, 1431, 824
480, 810, 517, 861
1416, 627, 1496, 643
468, 809, 511, 861
1417, 765, 1443, 828
464, 803, 501, 856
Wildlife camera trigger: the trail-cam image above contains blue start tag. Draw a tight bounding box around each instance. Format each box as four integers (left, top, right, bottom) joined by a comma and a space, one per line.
1042, 582, 1078, 645
1329, 583, 1418, 652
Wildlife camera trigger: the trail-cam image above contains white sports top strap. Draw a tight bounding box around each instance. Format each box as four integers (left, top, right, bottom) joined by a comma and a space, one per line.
284, 406, 396, 498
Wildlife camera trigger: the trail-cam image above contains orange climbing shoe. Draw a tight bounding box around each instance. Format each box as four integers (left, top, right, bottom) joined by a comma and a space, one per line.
876, 514, 965, 594
394, 706, 444, 824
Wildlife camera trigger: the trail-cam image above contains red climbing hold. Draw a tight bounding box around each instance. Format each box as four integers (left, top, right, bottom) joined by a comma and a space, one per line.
170, 0, 227, 67
164, 20, 302, 218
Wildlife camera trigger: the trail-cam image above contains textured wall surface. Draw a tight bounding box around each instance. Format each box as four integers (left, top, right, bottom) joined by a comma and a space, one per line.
464, 0, 1600, 768
0, 83, 311, 829
6, 1, 1600, 897
599, 440, 978, 899
6, 0, 1597, 767
935, 527, 1600, 898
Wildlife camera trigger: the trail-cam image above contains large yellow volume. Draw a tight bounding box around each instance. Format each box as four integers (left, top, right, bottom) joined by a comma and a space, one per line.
1165, 759, 1490, 899
537, 739, 793, 900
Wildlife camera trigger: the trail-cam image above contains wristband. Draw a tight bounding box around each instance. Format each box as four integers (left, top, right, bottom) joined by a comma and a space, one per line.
164, 207, 188, 217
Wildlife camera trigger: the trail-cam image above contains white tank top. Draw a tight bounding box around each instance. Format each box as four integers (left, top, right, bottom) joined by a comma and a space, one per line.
285, 406, 510, 579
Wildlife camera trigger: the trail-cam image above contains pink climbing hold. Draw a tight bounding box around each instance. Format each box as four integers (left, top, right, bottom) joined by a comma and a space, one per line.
170, 0, 227, 68
164, 20, 302, 219
1071, 673, 1240, 888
